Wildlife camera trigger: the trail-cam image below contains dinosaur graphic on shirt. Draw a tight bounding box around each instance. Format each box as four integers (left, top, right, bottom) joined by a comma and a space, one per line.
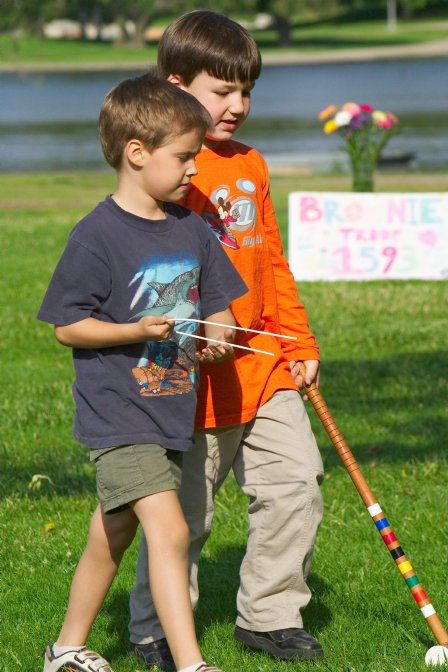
130, 264, 200, 396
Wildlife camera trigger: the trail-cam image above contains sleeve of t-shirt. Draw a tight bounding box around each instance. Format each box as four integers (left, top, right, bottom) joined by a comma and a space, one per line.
37, 237, 111, 326
259, 157, 320, 361
199, 229, 248, 318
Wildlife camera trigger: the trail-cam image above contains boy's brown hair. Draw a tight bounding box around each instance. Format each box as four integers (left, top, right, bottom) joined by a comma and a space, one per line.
99, 72, 212, 168
157, 10, 262, 86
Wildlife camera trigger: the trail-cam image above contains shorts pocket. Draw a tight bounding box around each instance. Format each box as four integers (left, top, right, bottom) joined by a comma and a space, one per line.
96, 445, 144, 499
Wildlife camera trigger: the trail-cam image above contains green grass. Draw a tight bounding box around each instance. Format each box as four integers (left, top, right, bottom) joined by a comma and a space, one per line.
1, 16, 448, 66
257, 16, 448, 53
0, 33, 158, 65
1, 171, 447, 672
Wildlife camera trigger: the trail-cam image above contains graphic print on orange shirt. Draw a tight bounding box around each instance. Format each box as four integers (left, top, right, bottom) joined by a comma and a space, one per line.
201, 179, 262, 251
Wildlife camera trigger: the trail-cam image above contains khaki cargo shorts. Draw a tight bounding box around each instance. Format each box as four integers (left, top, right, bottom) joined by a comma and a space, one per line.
92, 443, 183, 514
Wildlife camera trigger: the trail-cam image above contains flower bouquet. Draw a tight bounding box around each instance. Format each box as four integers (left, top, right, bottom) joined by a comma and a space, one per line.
318, 102, 399, 192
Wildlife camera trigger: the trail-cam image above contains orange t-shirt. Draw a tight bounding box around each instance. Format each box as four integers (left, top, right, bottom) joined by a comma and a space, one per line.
181, 140, 319, 429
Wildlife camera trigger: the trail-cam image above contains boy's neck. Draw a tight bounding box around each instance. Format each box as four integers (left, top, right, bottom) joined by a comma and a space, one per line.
112, 182, 166, 220
202, 137, 231, 150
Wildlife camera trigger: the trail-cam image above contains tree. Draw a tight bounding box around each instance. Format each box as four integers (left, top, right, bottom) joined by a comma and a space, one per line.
254, 0, 346, 48
2, 0, 65, 34
61, 0, 184, 44
387, 0, 397, 30
121, 0, 185, 45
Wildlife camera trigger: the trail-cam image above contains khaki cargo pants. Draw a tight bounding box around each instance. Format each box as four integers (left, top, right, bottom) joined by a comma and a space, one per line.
129, 389, 324, 642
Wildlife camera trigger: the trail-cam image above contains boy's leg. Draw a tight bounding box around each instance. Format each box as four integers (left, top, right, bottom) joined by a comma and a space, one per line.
131, 490, 202, 670
129, 426, 244, 650
56, 504, 138, 646
233, 390, 324, 659
180, 426, 244, 609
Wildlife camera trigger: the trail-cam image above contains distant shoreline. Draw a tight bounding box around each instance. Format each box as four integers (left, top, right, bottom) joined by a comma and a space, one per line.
2, 38, 448, 73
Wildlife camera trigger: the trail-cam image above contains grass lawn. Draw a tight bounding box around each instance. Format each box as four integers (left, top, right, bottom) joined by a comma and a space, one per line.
0, 170, 447, 672
1, 16, 448, 67
257, 16, 448, 53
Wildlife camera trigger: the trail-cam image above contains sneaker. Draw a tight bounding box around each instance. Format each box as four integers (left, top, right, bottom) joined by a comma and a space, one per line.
43, 645, 114, 672
197, 666, 223, 672
234, 626, 323, 660
128, 638, 175, 671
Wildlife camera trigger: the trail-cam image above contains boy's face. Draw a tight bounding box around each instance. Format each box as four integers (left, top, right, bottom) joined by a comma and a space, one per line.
172, 72, 253, 147
141, 128, 202, 203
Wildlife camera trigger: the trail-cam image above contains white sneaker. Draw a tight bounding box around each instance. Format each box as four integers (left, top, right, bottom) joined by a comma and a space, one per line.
43, 645, 114, 672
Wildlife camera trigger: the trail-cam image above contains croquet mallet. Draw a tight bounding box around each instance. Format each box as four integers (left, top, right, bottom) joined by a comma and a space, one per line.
299, 364, 448, 666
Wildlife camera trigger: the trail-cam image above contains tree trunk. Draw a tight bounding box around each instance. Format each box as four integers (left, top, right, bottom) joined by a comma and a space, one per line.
274, 15, 293, 47
400, 0, 414, 19
125, 11, 156, 46
387, 0, 397, 32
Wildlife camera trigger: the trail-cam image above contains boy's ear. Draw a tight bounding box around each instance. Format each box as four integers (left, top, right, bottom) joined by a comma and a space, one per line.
125, 139, 146, 166
167, 74, 184, 88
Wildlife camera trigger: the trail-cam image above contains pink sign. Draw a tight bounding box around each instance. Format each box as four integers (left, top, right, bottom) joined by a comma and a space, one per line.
288, 192, 448, 280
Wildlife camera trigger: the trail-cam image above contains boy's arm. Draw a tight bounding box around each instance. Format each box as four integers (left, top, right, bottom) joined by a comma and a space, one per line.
196, 308, 236, 364
55, 316, 173, 349
260, 167, 320, 385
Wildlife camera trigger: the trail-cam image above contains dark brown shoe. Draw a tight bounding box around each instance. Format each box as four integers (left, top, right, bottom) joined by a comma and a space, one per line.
128, 638, 175, 671
234, 626, 323, 660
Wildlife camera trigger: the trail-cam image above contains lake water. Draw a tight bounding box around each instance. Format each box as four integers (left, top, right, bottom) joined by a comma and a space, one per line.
1, 57, 448, 172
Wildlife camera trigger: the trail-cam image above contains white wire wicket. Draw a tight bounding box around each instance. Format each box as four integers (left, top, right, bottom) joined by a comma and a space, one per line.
170, 317, 297, 340
175, 330, 274, 357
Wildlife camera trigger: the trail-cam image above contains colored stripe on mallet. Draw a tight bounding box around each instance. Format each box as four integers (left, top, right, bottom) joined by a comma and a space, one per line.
299, 364, 448, 665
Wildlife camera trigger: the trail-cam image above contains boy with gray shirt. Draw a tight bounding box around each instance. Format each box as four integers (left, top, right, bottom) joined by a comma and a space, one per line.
38, 73, 247, 672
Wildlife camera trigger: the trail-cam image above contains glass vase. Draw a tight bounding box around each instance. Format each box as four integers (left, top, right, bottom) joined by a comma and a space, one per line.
350, 155, 376, 192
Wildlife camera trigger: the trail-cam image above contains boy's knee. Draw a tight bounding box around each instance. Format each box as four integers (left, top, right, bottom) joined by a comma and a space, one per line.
173, 517, 190, 553
110, 521, 138, 557
89, 507, 137, 559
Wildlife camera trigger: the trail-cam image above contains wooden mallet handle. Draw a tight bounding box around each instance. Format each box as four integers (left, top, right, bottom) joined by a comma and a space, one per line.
299, 364, 448, 646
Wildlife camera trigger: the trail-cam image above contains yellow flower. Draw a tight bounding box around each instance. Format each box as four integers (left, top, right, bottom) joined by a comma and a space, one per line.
323, 119, 338, 134
372, 110, 387, 122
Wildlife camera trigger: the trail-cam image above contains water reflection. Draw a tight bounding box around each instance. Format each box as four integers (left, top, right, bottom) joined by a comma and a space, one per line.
2, 58, 448, 172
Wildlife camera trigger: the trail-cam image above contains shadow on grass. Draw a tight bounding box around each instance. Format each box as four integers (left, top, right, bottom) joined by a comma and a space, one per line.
0, 445, 96, 500
100, 548, 333, 662
101, 589, 132, 661
1, 350, 446, 500
195, 548, 332, 637
308, 350, 448, 472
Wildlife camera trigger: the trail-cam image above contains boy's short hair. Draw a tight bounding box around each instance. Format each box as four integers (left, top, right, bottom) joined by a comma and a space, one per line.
99, 72, 212, 168
157, 10, 262, 86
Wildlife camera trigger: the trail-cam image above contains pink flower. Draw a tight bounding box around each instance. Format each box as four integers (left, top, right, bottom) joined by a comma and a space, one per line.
342, 102, 361, 116
318, 101, 400, 176
386, 111, 399, 124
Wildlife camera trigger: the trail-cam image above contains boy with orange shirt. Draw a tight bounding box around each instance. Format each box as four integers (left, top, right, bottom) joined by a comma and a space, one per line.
128, 11, 324, 668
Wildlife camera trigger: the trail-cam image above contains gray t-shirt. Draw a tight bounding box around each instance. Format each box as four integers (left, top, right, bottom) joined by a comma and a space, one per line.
38, 196, 247, 451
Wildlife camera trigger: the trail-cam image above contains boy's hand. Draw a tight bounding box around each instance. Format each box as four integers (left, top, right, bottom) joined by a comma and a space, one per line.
136, 315, 174, 342
290, 359, 320, 399
55, 316, 174, 349
196, 327, 234, 364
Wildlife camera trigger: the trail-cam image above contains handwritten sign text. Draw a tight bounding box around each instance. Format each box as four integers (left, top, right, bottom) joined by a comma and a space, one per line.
288, 192, 448, 280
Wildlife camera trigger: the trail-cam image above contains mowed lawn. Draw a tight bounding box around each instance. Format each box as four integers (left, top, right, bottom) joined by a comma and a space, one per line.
0, 171, 447, 672
1, 16, 448, 67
